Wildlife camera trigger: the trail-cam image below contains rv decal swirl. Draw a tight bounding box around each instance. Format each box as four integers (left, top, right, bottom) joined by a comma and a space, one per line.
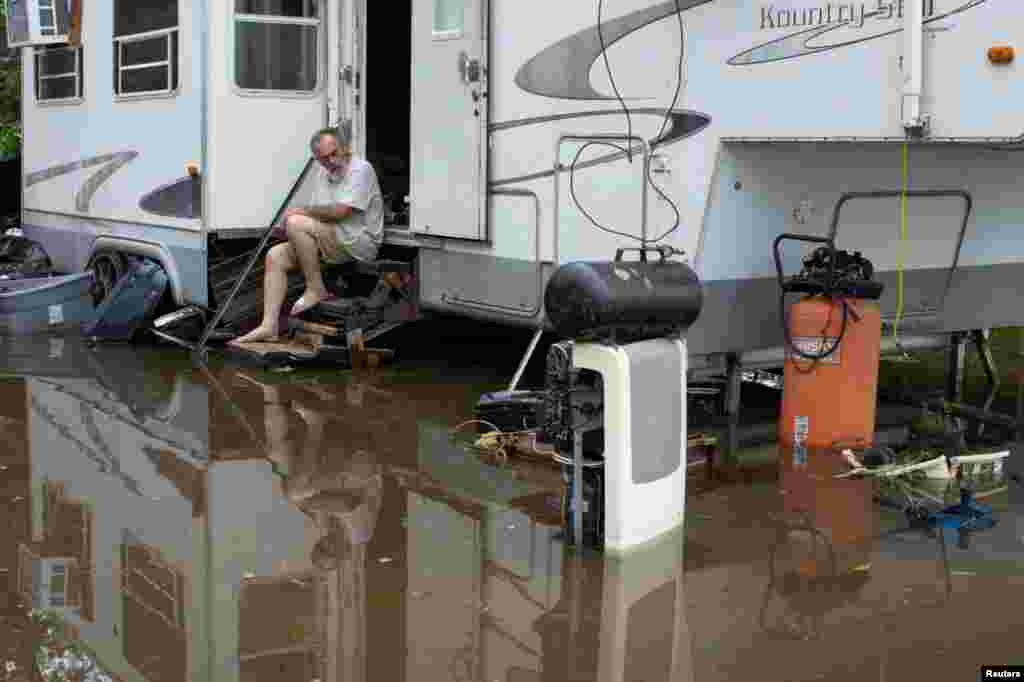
25, 151, 139, 213
500, 0, 713, 186
729, 0, 987, 65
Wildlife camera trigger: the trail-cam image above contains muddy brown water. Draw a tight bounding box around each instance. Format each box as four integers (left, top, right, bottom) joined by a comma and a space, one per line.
1, 325, 1023, 681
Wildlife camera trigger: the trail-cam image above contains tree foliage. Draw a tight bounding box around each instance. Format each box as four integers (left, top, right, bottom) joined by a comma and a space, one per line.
0, 3, 22, 157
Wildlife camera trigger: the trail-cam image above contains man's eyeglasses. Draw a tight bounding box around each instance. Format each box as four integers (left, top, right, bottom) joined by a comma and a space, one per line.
315, 149, 352, 164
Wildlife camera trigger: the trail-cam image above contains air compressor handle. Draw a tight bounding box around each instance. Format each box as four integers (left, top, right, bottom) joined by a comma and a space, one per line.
772, 233, 836, 291
614, 245, 676, 263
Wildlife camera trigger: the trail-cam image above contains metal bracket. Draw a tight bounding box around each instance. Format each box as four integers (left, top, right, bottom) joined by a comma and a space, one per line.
341, 65, 360, 89
459, 52, 481, 83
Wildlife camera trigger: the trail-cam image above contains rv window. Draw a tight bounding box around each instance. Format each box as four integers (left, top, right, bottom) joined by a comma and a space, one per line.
433, 0, 464, 38
38, 0, 58, 36
35, 44, 83, 102
113, 0, 179, 98
234, 0, 320, 92
5, 0, 31, 47
113, 0, 179, 37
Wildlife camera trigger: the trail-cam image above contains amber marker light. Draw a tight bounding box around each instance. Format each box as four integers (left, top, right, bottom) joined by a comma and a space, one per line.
988, 46, 1015, 65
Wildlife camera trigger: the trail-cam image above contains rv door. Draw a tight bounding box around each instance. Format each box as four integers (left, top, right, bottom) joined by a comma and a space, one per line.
410, 0, 489, 240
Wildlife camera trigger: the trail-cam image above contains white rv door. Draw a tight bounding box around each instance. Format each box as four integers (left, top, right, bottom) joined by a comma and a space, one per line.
410, 0, 489, 240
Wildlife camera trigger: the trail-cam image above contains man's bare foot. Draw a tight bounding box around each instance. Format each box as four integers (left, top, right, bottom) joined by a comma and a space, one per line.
229, 325, 279, 345
290, 288, 331, 317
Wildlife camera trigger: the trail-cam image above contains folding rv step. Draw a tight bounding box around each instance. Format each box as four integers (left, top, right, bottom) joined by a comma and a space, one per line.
222, 336, 396, 371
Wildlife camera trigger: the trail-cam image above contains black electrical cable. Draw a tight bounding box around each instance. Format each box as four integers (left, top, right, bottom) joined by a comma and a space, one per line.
646, 163, 683, 243
568, 141, 646, 243
780, 290, 850, 363
597, 0, 633, 163
572, 0, 686, 248
574, 0, 686, 247
645, 0, 686, 245
654, 0, 685, 145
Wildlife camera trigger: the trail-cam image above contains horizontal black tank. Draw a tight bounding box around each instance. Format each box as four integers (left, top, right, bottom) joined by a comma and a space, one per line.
544, 253, 703, 341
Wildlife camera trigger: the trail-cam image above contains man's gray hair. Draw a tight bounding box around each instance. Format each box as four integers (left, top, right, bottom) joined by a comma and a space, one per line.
309, 125, 351, 153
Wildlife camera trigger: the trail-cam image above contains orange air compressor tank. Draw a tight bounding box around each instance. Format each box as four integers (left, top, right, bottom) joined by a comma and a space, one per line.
778, 296, 882, 450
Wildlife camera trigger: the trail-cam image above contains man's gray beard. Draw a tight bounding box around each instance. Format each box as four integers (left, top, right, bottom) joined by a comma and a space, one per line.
326, 163, 348, 184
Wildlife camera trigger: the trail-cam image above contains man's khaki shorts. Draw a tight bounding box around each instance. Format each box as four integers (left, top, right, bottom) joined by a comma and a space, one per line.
309, 219, 356, 265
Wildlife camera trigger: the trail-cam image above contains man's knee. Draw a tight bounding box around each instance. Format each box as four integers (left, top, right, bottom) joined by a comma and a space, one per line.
266, 243, 292, 270
285, 213, 315, 238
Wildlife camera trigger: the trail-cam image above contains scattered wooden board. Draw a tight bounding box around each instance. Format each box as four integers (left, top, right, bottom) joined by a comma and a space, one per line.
291, 319, 342, 337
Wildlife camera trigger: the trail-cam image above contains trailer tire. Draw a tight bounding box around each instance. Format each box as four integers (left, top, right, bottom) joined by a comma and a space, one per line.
86, 249, 128, 306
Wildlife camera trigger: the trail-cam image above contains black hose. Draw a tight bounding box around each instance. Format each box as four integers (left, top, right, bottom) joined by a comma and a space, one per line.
780, 291, 850, 363
597, 0, 632, 163
568, 142, 646, 243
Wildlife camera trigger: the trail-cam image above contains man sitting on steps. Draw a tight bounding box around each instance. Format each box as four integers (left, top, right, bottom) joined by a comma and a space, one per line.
230, 125, 384, 345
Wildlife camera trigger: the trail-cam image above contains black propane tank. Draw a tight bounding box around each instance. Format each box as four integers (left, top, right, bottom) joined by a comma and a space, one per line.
543, 246, 703, 341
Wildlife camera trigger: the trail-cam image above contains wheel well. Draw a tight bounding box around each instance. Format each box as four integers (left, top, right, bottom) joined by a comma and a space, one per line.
87, 238, 187, 307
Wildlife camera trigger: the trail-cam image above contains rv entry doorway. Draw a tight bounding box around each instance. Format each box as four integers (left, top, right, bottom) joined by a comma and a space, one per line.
365, 0, 412, 228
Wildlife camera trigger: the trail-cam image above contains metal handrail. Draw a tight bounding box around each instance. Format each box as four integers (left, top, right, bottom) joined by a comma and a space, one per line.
827, 189, 973, 314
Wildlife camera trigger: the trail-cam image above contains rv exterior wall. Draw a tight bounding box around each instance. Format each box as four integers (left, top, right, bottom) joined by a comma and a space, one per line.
20, 0, 206, 303
415, 0, 1024, 364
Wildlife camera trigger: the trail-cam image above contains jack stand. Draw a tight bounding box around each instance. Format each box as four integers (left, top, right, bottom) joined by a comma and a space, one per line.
945, 331, 967, 436
970, 329, 1000, 440
574, 429, 583, 549
722, 353, 742, 465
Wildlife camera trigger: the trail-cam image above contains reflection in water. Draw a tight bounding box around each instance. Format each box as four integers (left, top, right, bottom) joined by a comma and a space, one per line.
762, 447, 876, 640
0, 335, 693, 681
4, 333, 1024, 681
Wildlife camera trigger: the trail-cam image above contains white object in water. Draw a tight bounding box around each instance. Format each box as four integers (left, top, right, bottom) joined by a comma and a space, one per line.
950, 450, 1011, 478
572, 337, 688, 554
597, 527, 690, 680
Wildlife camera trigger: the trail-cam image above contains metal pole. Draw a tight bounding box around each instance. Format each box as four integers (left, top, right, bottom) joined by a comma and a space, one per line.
641, 151, 649, 250
902, 0, 925, 134
574, 429, 583, 548
724, 353, 742, 463
508, 327, 544, 392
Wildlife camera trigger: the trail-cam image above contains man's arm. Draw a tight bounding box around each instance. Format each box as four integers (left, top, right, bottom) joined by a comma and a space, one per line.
302, 203, 354, 224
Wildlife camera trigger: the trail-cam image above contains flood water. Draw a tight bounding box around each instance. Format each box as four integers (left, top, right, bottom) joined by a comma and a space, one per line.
2, 323, 1023, 681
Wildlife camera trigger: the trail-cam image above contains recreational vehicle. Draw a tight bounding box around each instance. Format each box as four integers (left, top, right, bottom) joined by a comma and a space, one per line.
8, 0, 1024, 375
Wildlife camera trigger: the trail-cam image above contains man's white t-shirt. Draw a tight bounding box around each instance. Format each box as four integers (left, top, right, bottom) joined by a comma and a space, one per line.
312, 157, 384, 262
